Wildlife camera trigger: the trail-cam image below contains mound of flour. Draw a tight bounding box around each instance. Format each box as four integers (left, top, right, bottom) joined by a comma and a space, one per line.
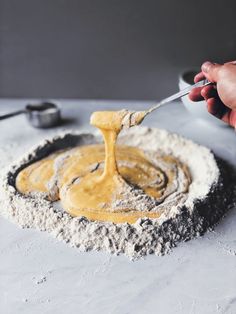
0, 127, 234, 259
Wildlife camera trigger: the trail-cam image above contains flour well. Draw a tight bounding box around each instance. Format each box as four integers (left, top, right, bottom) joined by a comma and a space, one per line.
0, 127, 234, 259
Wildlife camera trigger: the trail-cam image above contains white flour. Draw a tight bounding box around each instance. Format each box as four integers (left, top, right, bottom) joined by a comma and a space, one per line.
0, 127, 234, 259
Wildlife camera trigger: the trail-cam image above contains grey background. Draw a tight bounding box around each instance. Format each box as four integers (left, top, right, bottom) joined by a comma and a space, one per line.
0, 0, 236, 100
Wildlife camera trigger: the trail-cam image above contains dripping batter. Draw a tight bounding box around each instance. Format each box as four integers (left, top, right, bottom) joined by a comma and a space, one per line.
16, 109, 191, 224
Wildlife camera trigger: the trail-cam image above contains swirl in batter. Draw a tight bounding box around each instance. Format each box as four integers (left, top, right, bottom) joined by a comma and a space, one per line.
16, 110, 191, 223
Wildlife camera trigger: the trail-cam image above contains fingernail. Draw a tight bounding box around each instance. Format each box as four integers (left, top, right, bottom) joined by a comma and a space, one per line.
202, 61, 213, 73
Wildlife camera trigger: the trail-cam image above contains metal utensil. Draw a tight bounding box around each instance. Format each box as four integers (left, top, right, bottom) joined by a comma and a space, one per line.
146, 79, 212, 114
0, 102, 61, 128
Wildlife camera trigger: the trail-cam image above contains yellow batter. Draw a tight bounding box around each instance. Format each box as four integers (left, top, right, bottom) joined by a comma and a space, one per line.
16, 110, 191, 224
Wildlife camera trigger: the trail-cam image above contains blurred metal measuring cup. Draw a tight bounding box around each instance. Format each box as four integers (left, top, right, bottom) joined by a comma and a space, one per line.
0, 102, 61, 128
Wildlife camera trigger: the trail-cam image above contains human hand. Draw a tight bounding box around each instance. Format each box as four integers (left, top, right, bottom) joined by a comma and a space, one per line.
188, 61, 236, 128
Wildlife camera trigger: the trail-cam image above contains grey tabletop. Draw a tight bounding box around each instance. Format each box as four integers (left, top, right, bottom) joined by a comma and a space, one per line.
0, 99, 236, 314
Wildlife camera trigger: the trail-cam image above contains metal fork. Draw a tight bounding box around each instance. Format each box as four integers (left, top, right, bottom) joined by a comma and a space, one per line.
147, 79, 212, 114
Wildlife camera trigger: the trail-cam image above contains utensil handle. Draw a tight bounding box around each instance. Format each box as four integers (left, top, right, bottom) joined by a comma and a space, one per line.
0, 110, 26, 120
148, 79, 213, 114
160, 79, 212, 106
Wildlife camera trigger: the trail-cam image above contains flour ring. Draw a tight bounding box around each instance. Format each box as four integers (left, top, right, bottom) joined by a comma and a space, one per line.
0, 127, 234, 259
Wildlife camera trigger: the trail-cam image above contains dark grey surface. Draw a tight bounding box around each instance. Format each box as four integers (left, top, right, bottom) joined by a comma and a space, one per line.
1, 0, 236, 99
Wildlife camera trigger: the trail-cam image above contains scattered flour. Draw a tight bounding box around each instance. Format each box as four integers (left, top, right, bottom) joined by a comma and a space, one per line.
0, 127, 234, 259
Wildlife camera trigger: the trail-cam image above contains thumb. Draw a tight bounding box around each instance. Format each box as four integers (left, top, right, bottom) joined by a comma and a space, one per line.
201, 61, 222, 83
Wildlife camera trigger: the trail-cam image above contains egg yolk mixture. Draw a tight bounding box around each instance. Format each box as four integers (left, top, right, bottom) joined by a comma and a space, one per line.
16, 110, 191, 224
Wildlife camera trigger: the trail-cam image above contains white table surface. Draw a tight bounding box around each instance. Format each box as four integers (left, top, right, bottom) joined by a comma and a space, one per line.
0, 99, 236, 314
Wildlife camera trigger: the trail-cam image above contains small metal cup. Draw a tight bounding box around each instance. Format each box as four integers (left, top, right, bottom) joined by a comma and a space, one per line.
26, 102, 61, 128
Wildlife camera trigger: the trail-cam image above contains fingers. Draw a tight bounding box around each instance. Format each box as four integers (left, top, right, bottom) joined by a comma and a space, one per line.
201, 85, 217, 99
189, 72, 206, 100
224, 60, 236, 65
228, 110, 236, 127
221, 109, 236, 127
190, 84, 235, 127
189, 87, 204, 101
189, 84, 216, 102
194, 72, 205, 83
194, 60, 228, 84
201, 61, 222, 82
206, 97, 229, 119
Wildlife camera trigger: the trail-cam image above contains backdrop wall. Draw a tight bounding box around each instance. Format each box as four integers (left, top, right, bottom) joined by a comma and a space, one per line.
0, 0, 236, 99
